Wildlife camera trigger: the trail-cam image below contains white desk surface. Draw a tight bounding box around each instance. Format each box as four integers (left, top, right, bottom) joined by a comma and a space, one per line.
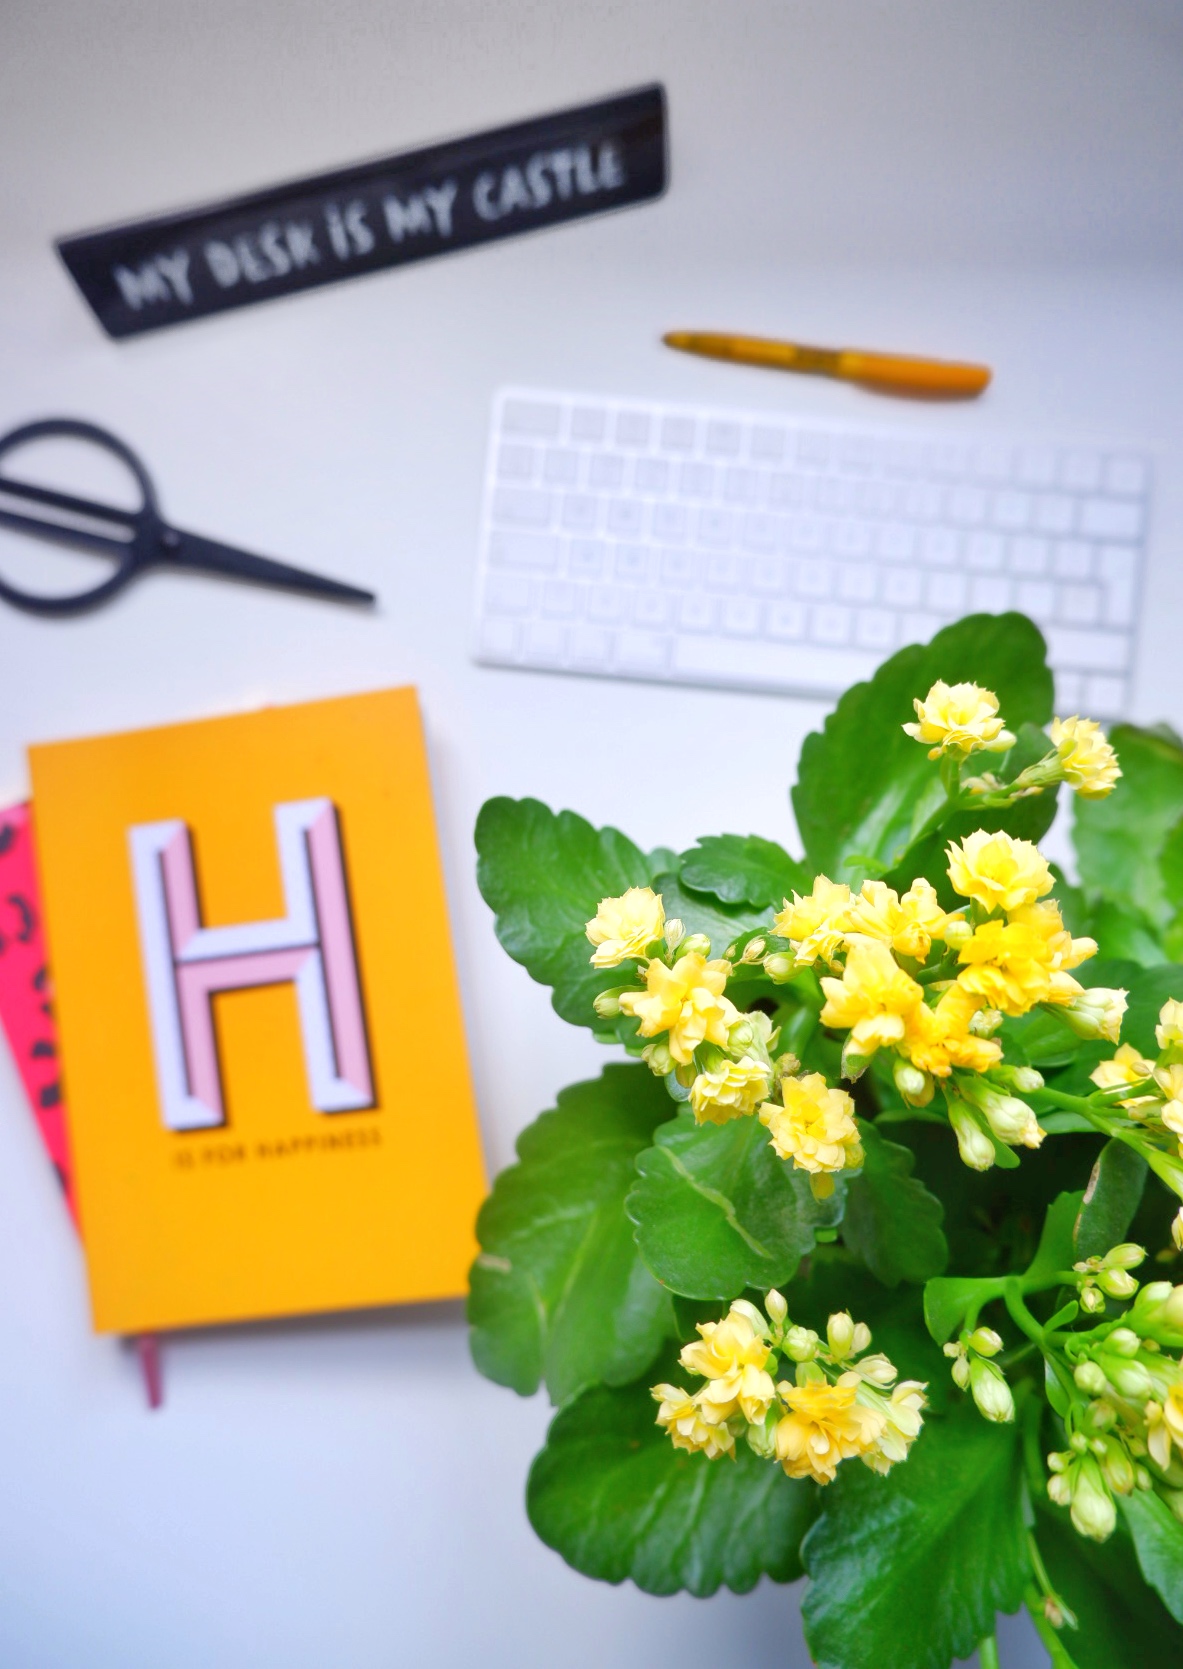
2, 3, 1182, 1664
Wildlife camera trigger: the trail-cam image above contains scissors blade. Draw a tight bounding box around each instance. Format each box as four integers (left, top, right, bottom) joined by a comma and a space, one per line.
162, 528, 376, 606
0, 471, 140, 530
0, 502, 132, 560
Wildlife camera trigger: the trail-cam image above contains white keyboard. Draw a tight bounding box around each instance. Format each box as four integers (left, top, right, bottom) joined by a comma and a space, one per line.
473, 388, 1150, 716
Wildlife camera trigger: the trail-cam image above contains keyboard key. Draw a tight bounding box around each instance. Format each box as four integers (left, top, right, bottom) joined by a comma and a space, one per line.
706, 420, 742, 456
972, 443, 1012, 482
616, 411, 650, 447
1105, 457, 1148, 497
561, 494, 599, 532
1044, 627, 1130, 671
570, 406, 607, 442
493, 487, 553, 528
634, 589, 672, 627
837, 435, 876, 474
545, 448, 582, 487
798, 432, 830, 468
541, 580, 578, 617
769, 473, 806, 509
1052, 541, 1092, 581
964, 532, 1004, 572
992, 490, 1032, 531
1085, 674, 1127, 715
927, 571, 967, 611
1097, 545, 1138, 626
614, 544, 651, 584
486, 574, 534, 613
834, 520, 873, 557
698, 509, 734, 548
1058, 584, 1102, 626
1079, 498, 1142, 540
569, 625, 612, 667
878, 523, 917, 561
679, 462, 716, 499
672, 635, 877, 691
1015, 445, 1057, 487
767, 602, 805, 640
522, 621, 567, 662
795, 559, 834, 599
813, 604, 853, 644
787, 516, 824, 553
969, 575, 1011, 612
679, 593, 715, 632
743, 513, 782, 553
1008, 537, 1049, 576
607, 498, 646, 537
949, 486, 988, 526
653, 503, 689, 542
588, 453, 625, 490
1056, 671, 1085, 710
489, 531, 559, 571
724, 466, 761, 505
662, 549, 698, 587
634, 458, 670, 494
855, 608, 896, 650
588, 586, 626, 622
1015, 580, 1056, 623
567, 539, 605, 578
722, 597, 760, 636
883, 568, 923, 607
817, 477, 855, 514
900, 611, 943, 645
921, 528, 961, 569
660, 415, 696, 450
749, 425, 786, 462
1062, 449, 1102, 492
750, 556, 788, 594
1033, 494, 1075, 535
502, 398, 561, 437
705, 555, 741, 590
479, 617, 520, 659
839, 564, 878, 604
497, 443, 536, 481
616, 629, 670, 672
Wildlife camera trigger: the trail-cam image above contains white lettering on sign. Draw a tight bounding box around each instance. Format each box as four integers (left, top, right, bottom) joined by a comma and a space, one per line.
113, 250, 193, 310
383, 180, 459, 242
203, 223, 321, 290
324, 200, 374, 261
472, 142, 626, 222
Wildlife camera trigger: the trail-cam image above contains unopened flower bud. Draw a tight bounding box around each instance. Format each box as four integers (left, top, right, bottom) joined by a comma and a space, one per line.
783, 1326, 819, 1362
677, 934, 713, 961
1083, 1397, 1116, 1432
1009, 1065, 1046, 1093
1098, 1355, 1153, 1400
969, 1358, 1015, 1423
1165, 1287, 1183, 1329
593, 988, 625, 1018
856, 1353, 898, 1386
1062, 987, 1128, 1044
765, 1289, 788, 1327
1103, 1243, 1147, 1271
1173, 1208, 1183, 1252
1042, 1595, 1076, 1631
641, 1041, 674, 1077
1070, 1458, 1117, 1541
1100, 1438, 1136, 1496
1136, 1466, 1153, 1492
852, 1321, 872, 1354
663, 918, 685, 953
1108, 1327, 1140, 1357
948, 1098, 996, 1171
968, 1327, 1003, 1358
1074, 1360, 1107, 1395
1070, 1432, 1090, 1454
728, 1019, 756, 1052
840, 1039, 872, 1081
951, 1355, 971, 1390
1080, 1283, 1106, 1313
763, 952, 796, 983
893, 1058, 932, 1105
977, 1089, 1043, 1149
826, 1311, 856, 1359
943, 917, 974, 950
740, 936, 767, 964
1099, 1268, 1139, 1299
968, 1008, 1003, 1038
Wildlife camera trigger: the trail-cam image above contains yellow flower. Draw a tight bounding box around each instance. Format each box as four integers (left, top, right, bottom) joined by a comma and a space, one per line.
946, 829, 1053, 913
903, 681, 1016, 760
955, 903, 1092, 1017
652, 1383, 736, 1459
585, 886, 666, 967
861, 1380, 928, 1474
1158, 999, 1183, 1051
1155, 1063, 1183, 1139
903, 984, 1003, 1078
619, 952, 737, 1065
1146, 1382, 1183, 1471
1091, 1043, 1155, 1106
819, 938, 924, 1056
680, 1307, 777, 1424
844, 878, 949, 962
690, 1055, 772, 1125
773, 876, 852, 968
1051, 716, 1122, 800
773, 1373, 886, 1483
761, 1074, 863, 1174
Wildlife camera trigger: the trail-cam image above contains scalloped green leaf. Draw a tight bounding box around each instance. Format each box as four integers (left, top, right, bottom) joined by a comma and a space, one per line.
1023, 1190, 1086, 1292
801, 1396, 1029, 1669
842, 1122, 948, 1287
469, 1066, 675, 1405
474, 796, 654, 1031
526, 1364, 816, 1597
792, 612, 1055, 887
1122, 1490, 1183, 1626
1073, 724, 1183, 929
1075, 1140, 1148, 1263
1036, 1504, 1183, 1667
628, 1110, 843, 1300
678, 833, 808, 908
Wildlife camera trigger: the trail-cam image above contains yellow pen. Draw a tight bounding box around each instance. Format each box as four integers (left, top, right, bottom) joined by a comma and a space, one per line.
663, 330, 992, 399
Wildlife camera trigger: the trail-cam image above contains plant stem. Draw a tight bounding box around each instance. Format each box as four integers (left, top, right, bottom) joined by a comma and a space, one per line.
978, 1631, 1001, 1669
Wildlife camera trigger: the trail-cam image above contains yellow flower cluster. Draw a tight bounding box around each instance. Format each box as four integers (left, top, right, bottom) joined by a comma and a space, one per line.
1050, 716, 1122, 799
585, 886, 666, 968
902, 681, 1015, 760
653, 1295, 926, 1485
1091, 1000, 1183, 1153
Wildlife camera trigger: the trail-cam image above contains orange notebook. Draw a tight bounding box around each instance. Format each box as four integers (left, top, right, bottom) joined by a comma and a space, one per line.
28, 687, 486, 1334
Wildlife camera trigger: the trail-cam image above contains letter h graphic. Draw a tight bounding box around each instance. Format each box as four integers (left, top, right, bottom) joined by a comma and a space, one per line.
129, 800, 373, 1131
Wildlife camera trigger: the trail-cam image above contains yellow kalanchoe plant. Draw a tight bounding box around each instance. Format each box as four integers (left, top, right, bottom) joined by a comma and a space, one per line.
472, 618, 1183, 1667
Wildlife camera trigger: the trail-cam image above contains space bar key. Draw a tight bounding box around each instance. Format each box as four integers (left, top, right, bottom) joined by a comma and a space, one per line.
671, 635, 879, 694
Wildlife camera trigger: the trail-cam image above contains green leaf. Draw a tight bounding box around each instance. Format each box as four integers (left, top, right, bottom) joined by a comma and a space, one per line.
469, 1065, 675, 1405
1118, 962, 1183, 1057
1121, 1490, 1183, 1625
792, 612, 1054, 886
526, 1366, 816, 1596
1023, 1191, 1086, 1291
1086, 899, 1168, 965
842, 1122, 949, 1287
628, 1111, 843, 1299
648, 869, 774, 954
474, 796, 654, 1030
1074, 1140, 1148, 1262
1035, 1504, 1183, 1668
924, 1275, 1006, 1344
677, 832, 808, 908
1074, 724, 1183, 928
801, 1397, 1029, 1669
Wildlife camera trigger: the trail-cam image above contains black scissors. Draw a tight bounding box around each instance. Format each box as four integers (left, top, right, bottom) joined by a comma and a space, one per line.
0, 418, 375, 616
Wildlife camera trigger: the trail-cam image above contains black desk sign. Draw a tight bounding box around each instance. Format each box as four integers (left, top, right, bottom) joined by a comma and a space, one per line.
57, 85, 667, 340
